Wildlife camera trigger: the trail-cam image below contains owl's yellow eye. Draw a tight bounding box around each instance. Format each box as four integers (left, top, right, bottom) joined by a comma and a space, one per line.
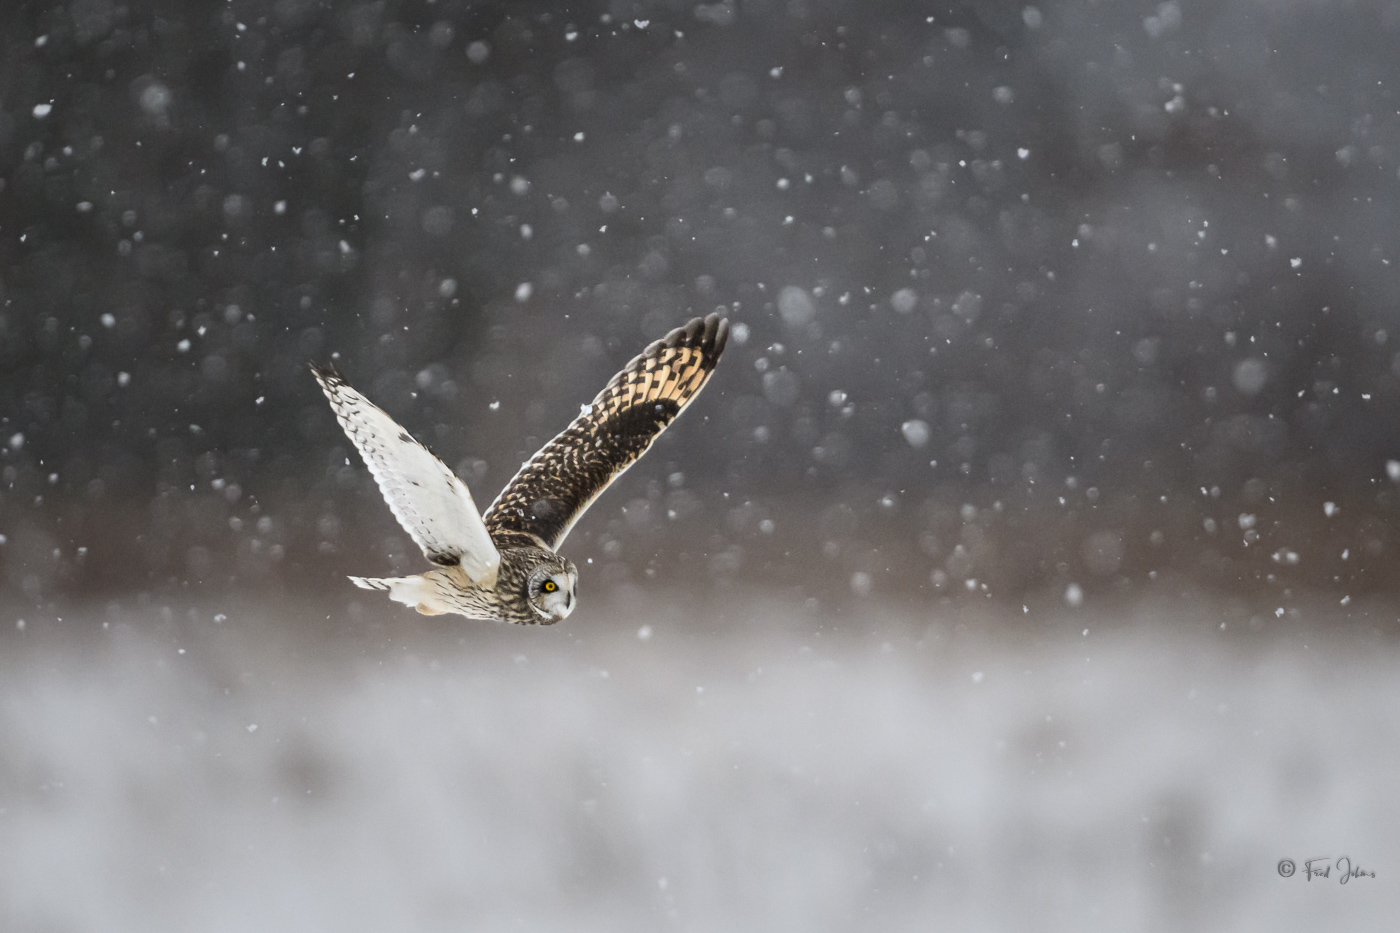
543, 580, 558, 592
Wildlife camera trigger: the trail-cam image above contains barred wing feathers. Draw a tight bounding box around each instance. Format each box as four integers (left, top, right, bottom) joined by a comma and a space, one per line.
311, 365, 500, 584
484, 313, 729, 551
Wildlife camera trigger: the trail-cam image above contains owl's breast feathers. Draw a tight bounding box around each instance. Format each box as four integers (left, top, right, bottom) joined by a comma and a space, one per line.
487, 545, 562, 624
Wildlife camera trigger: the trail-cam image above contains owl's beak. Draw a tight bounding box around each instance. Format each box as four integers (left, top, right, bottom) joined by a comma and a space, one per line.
550, 589, 573, 623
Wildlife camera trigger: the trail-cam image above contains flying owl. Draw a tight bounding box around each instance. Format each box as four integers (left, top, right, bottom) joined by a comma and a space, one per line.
312, 312, 729, 625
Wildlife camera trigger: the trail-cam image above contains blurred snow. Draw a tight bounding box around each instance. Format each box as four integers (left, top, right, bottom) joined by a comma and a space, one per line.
1, 593, 1396, 930
4, 3, 1400, 925
5, 0, 1400, 602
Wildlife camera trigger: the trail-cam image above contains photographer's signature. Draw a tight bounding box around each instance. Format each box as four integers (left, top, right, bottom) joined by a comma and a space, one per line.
1278, 857, 1375, 884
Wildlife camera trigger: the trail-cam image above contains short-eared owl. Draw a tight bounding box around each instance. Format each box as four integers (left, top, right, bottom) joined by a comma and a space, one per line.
312, 313, 729, 625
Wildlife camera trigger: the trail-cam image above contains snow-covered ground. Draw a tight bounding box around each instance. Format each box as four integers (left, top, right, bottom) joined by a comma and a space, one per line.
1, 592, 1395, 931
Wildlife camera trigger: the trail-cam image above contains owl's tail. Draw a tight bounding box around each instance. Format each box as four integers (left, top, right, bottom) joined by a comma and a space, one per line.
348, 574, 446, 615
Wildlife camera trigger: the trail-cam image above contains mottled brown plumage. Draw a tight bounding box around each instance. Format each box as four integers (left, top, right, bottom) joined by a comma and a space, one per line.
485, 312, 729, 549
314, 312, 728, 625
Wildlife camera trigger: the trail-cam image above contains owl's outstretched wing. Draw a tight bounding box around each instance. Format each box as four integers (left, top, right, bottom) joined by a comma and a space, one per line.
483, 313, 729, 551
311, 364, 500, 584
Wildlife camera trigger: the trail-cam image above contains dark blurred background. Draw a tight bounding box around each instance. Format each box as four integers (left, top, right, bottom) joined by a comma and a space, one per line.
7, 0, 1400, 611
5, 3, 1400, 931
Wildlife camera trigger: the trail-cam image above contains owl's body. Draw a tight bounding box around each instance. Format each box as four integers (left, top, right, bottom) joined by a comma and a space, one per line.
347, 544, 573, 624
313, 312, 728, 625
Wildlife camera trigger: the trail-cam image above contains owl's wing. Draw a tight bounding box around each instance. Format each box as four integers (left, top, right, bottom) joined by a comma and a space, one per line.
311, 364, 500, 584
483, 313, 729, 551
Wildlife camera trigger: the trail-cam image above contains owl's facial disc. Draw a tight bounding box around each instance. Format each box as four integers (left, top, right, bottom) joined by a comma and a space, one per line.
531, 566, 576, 623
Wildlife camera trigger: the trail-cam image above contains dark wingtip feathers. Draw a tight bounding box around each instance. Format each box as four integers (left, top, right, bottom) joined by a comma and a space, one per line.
625, 313, 728, 377
709, 314, 729, 358
309, 361, 346, 389
654, 312, 729, 362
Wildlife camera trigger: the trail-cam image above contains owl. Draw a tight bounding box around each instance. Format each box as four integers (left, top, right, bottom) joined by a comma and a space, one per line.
312, 312, 729, 625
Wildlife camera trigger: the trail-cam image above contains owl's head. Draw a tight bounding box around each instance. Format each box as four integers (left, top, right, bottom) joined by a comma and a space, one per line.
527, 555, 578, 624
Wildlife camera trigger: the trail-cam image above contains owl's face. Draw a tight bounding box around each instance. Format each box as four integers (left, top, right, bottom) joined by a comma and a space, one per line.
527, 557, 578, 623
